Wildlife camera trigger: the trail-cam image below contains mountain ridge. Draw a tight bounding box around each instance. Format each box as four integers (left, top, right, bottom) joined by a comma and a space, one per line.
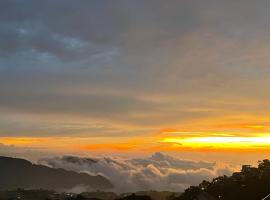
0, 156, 113, 191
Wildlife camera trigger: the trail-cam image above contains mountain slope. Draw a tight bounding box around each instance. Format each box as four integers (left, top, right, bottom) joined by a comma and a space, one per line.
0, 156, 113, 191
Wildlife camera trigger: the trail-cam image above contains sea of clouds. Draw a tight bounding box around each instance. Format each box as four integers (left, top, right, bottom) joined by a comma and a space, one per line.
39, 152, 235, 193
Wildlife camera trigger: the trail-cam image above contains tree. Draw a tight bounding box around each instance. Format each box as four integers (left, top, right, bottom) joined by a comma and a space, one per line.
258, 159, 270, 170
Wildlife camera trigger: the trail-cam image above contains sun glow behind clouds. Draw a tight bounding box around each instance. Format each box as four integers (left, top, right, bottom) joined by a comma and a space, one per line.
162, 135, 270, 150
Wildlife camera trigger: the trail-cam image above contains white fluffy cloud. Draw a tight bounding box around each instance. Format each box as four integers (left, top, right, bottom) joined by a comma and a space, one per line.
39, 152, 236, 193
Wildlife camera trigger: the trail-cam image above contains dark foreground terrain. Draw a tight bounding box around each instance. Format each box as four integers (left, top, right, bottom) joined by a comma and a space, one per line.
176, 159, 270, 200
0, 189, 179, 200
1, 156, 270, 200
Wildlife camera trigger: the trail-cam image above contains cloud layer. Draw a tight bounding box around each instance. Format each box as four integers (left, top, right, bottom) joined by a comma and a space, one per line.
39, 152, 235, 192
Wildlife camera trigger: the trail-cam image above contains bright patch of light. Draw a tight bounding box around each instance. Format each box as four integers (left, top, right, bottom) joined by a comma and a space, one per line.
162, 136, 270, 149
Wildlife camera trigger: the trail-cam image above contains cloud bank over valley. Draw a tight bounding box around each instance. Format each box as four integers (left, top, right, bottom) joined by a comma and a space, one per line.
39, 152, 236, 193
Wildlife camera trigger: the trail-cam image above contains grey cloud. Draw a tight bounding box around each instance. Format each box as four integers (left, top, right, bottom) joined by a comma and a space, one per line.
0, 1, 125, 63
0, 92, 151, 115
0, 115, 153, 138
1, 0, 270, 137
0, 88, 213, 129
39, 152, 235, 192
0, 143, 54, 161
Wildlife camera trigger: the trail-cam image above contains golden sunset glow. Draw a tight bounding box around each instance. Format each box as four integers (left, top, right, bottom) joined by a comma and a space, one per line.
1, 137, 49, 146
3, 130, 270, 153
162, 135, 270, 149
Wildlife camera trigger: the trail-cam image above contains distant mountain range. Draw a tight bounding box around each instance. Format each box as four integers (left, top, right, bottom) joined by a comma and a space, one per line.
0, 156, 113, 191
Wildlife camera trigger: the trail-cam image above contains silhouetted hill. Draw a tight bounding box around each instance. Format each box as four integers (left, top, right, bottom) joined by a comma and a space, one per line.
0, 156, 113, 191
175, 159, 270, 200
116, 194, 152, 200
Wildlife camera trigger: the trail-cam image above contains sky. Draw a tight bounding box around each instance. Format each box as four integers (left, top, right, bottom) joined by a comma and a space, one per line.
1, 0, 270, 165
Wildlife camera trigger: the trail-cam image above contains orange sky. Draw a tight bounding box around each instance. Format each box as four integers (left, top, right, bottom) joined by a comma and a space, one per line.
2, 123, 270, 153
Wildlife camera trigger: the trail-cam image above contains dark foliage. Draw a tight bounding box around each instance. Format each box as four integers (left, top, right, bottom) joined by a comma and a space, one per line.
0, 189, 55, 200
116, 194, 152, 200
176, 159, 270, 200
